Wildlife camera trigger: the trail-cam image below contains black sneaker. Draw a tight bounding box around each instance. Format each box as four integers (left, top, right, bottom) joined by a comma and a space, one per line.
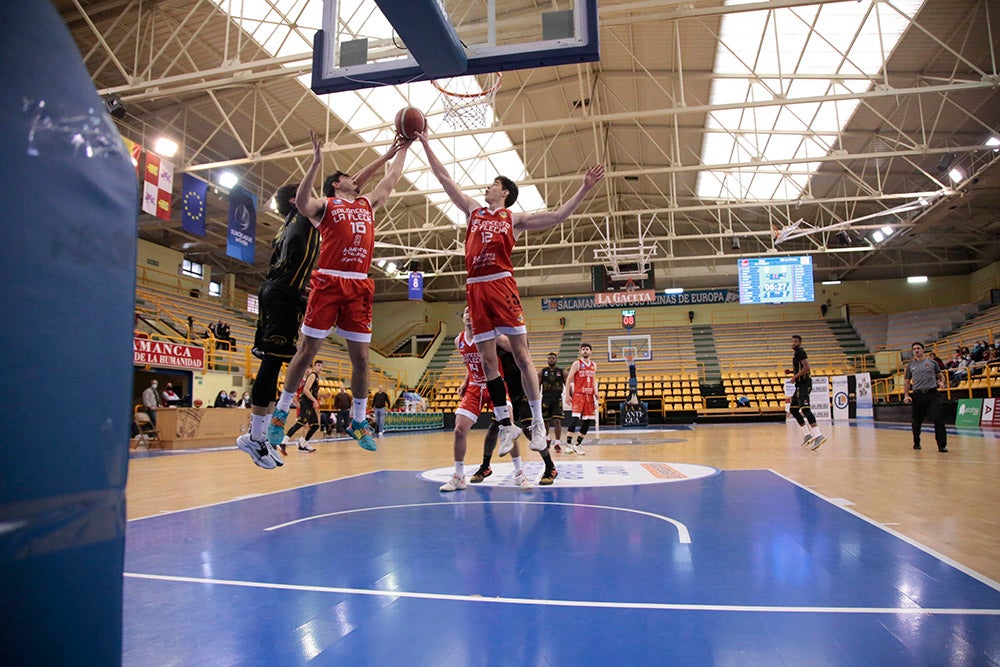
539, 468, 558, 485
913, 443, 922, 450
470, 466, 492, 483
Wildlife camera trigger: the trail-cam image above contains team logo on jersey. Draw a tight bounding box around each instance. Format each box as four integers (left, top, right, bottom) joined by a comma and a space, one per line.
499, 211, 508, 218
333, 199, 343, 204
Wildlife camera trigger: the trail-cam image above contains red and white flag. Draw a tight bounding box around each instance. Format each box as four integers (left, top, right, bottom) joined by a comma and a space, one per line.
142, 153, 174, 220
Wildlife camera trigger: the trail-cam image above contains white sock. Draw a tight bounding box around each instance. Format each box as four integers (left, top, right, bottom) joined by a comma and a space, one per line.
455, 461, 464, 477
250, 414, 268, 441
512, 456, 522, 473
811, 425, 823, 437
276, 390, 295, 412
353, 398, 367, 422
529, 399, 543, 424
493, 404, 510, 422
800, 424, 811, 436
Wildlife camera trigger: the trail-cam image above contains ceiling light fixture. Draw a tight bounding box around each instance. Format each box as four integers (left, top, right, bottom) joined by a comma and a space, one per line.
822, 280, 841, 285
907, 276, 928, 284
153, 137, 179, 157
217, 171, 239, 189
948, 167, 965, 183
664, 288, 684, 294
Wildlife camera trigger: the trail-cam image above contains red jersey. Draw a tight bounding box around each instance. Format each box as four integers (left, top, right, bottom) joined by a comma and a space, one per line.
465, 206, 515, 279
572, 358, 597, 395
456, 331, 487, 386
316, 196, 374, 275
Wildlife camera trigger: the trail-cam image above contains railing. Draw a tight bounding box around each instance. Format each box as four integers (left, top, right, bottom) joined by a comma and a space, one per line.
374, 320, 434, 357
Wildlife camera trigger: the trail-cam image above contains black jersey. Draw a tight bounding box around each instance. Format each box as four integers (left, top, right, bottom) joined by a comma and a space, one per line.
540, 365, 565, 395
266, 212, 320, 292
792, 347, 810, 383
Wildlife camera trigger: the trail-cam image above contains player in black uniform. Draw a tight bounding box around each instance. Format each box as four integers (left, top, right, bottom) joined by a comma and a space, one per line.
284, 359, 323, 453
785, 335, 827, 450
538, 353, 566, 451
236, 183, 320, 469
470, 342, 559, 485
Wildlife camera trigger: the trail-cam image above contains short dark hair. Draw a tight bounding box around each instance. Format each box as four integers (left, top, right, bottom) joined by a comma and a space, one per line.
580, 343, 592, 350
792, 335, 802, 342
548, 352, 557, 357
322, 170, 350, 197
496, 176, 519, 207
912, 342, 925, 350
273, 183, 299, 217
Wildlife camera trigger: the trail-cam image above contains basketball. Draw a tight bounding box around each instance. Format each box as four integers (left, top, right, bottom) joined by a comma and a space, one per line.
394, 106, 426, 139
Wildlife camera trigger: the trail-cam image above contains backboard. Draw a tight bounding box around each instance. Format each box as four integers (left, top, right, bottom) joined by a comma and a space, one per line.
312, 0, 599, 94
608, 334, 652, 364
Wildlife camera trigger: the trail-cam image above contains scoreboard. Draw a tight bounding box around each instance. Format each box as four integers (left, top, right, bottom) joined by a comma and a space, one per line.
737, 255, 815, 304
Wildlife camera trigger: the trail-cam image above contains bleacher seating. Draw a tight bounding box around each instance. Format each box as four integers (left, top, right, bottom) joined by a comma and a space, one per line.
712, 320, 852, 377
885, 304, 981, 355
930, 303, 1000, 357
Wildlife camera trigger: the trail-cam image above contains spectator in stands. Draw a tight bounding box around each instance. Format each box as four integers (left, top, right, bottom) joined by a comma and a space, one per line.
228, 390, 238, 406
950, 348, 973, 385
403, 388, 426, 412
736, 395, 752, 408
142, 379, 160, 426
213, 390, 231, 408
333, 384, 352, 434
903, 342, 948, 452
160, 382, 181, 407
372, 385, 390, 437
237, 392, 251, 408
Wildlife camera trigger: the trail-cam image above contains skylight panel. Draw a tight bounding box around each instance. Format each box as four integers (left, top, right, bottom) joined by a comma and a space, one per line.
697, 0, 925, 201
213, 0, 546, 238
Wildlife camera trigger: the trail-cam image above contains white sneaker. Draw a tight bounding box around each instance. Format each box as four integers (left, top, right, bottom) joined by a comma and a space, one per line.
296, 437, 316, 453
514, 470, 532, 489
564, 441, 575, 454
497, 422, 521, 457
573, 442, 586, 455
236, 433, 277, 470
529, 422, 547, 451
440, 473, 467, 492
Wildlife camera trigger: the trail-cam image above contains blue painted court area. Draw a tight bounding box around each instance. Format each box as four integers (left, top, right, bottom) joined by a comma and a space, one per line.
123, 468, 1000, 665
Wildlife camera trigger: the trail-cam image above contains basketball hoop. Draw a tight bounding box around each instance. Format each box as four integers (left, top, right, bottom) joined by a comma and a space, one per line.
432, 72, 502, 130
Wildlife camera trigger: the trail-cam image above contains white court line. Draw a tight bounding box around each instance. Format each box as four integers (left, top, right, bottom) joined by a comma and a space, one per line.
122, 572, 1000, 615
769, 469, 1000, 592
264, 500, 691, 543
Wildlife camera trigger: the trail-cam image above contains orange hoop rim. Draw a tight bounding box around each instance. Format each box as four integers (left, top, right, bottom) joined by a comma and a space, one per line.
431, 72, 502, 99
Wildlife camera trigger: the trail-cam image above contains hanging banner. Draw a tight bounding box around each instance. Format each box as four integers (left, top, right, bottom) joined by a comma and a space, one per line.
133, 338, 205, 371
226, 185, 256, 264
832, 375, 850, 421
854, 372, 874, 419
408, 271, 423, 300
181, 173, 208, 237
142, 152, 173, 220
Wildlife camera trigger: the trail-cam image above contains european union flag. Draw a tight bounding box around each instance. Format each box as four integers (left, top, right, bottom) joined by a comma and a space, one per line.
226, 185, 256, 264
181, 173, 207, 237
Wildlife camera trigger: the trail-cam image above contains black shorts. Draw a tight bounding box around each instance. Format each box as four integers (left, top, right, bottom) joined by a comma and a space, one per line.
541, 393, 564, 419
296, 402, 319, 426
252, 282, 307, 360
791, 381, 812, 408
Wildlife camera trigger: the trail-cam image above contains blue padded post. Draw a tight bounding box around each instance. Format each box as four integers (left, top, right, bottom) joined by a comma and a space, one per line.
0, 1, 138, 663
375, 0, 467, 78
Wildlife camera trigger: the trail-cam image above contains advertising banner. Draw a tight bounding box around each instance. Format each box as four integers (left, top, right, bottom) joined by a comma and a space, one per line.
955, 399, 984, 427
832, 375, 849, 421
134, 338, 205, 371
810, 375, 832, 421
855, 372, 874, 419
979, 398, 999, 427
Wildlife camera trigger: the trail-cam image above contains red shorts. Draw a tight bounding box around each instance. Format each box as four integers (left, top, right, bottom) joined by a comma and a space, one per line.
571, 391, 596, 418
301, 271, 374, 343
466, 275, 526, 342
456, 384, 492, 422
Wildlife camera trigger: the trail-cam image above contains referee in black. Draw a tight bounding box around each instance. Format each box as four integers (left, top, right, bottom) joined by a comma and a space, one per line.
903, 341, 948, 452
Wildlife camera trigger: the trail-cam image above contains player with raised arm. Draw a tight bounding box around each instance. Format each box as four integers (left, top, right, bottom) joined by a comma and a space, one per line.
415, 129, 605, 456
563, 343, 599, 454
267, 130, 411, 453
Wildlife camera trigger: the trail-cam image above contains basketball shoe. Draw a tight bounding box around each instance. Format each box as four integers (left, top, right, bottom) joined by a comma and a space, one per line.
236, 434, 277, 470
347, 418, 377, 451
440, 474, 467, 492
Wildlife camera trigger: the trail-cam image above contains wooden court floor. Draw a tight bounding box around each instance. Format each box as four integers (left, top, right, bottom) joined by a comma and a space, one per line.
127, 420, 1000, 585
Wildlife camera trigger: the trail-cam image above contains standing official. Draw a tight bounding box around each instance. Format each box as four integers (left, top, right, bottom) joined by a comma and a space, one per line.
903, 342, 948, 452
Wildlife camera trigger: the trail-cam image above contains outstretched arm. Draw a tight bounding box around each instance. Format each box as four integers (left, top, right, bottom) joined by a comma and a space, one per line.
355, 136, 408, 191
513, 165, 605, 232
415, 129, 480, 215
295, 130, 328, 223
367, 139, 412, 210
566, 360, 581, 398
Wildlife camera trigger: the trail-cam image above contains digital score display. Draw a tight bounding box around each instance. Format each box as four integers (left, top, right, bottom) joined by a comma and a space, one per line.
621, 308, 636, 329
737, 256, 815, 304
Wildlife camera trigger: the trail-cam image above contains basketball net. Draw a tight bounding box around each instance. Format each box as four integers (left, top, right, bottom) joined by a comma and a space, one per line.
431, 72, 502, 130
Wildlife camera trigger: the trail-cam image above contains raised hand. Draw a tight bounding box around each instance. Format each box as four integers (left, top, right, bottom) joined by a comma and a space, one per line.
308, 129, 322, 163
584, 164, 605, 189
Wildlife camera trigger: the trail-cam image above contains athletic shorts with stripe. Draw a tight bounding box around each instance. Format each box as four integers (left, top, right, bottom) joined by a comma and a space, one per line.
301, 271, 374, 343
456, 384, 492, 422
252, 282, 306, 360
571, 391, 596, 419
466, 275, 526, 342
